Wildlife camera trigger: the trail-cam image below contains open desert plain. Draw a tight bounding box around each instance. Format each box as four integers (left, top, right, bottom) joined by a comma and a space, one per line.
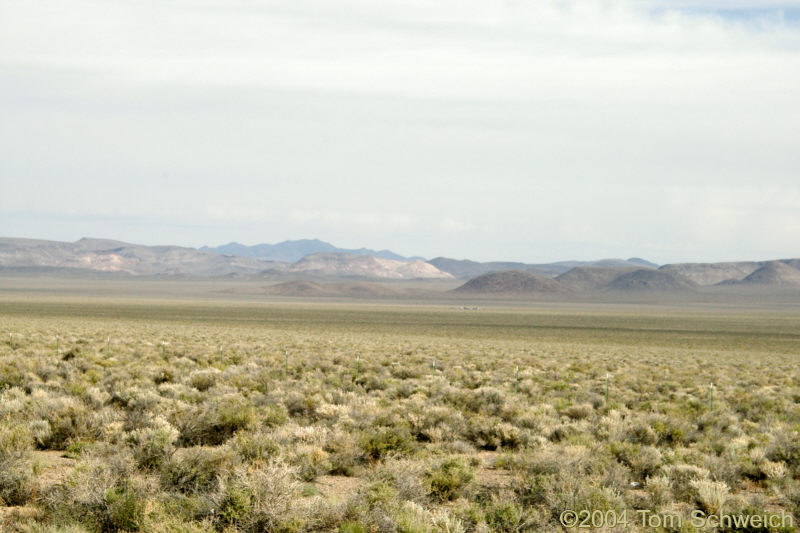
2, 275, 800, 532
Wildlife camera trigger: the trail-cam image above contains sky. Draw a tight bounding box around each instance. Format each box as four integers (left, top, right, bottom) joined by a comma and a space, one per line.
1, 0, 800, 264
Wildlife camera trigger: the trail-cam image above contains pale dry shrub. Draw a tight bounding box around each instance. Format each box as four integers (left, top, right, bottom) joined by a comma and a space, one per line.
81, 386, 111, 410
324, 428, 362, 476
292, 444, 331, 481
760, 460, 788, 480
395, 500, 433, 533
564, 403, 594, 421
0, 386, 28, 416
702, 454, 740, 487
161, 446, 234, 494
406, 404, 465, 443
46, 452, 144, 532
187, 369, 220, 392
467, 416, 522, 450
157, 382, 201, 401
378, 458, 429, 503
113, 386, 162, 413
176, 393, 255, 446
126, 417, 179, 470
0, 457, 36, 506
524, 443, 593, 477
316, 402, 350, 422
230, 429, 280, 463
284, 391, 322, 419
660, 464, 709, 502
0, 425, 33, 462
28, 419, 53, 449
29, 394, 90, 450
227, 461, 301, 532
628, 445, 662, 479
601, 462, 632, 493
690, 479, 729, 514
627, 422, 657, 445
645, 474, 672, 509
86, 407, 123, 441
750, 447, 766, 464
431, 509, 466, 533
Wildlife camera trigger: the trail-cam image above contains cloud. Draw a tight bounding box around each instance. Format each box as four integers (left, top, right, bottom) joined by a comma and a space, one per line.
1, 0, 799, 262
3, 0, 799, 98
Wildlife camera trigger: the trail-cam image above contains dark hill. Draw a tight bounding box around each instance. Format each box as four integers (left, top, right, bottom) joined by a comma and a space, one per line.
605, 269, 698, 292
430, 256, 655, 279
262, 280, 404, 297
454, 270, 568, 295
555, 266, 639, 291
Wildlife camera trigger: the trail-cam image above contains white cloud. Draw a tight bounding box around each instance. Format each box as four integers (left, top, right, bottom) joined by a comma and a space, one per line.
1, 0, 799, 262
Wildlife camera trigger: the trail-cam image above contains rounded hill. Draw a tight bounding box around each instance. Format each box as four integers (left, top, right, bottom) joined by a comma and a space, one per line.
454, 270, 567, 295
605, 269, 698, 292
263, 280, 403, 298
736, 261, 800, 288
555, 266, 639, 291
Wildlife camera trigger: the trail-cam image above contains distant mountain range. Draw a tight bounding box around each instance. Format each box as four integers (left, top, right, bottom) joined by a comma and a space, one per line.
201, 239, 419, 262
0, 237, 275, 277
2, 236, 799, 294
202, 239, 659, 278
453, 260, 800, 296
0, 237, 446, 280
428, 256, 658, 279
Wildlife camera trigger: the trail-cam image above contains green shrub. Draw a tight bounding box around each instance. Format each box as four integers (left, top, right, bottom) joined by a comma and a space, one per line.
105, 484, 146, 532
339, 521, 368, 533
216, 484, 253, 527
425, 458, 474, 502
65, 440, 90, 459
362, 481, 399, 510
360, 426, 414, 460
651, 418, 687, 446
484, 499, 532, 533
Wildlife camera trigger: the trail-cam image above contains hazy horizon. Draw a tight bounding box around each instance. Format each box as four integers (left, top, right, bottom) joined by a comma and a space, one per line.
3, 1, 800, 264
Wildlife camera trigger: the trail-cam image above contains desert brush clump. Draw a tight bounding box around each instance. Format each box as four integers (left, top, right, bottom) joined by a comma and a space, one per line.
424, 458, 475, 502
1, 299, 800, 530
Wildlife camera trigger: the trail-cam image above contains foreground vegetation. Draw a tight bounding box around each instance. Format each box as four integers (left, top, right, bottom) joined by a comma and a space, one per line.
2, 297, 800, 532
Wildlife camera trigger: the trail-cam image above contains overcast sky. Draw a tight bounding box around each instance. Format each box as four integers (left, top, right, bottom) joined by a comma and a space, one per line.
2, 0, 799, 263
